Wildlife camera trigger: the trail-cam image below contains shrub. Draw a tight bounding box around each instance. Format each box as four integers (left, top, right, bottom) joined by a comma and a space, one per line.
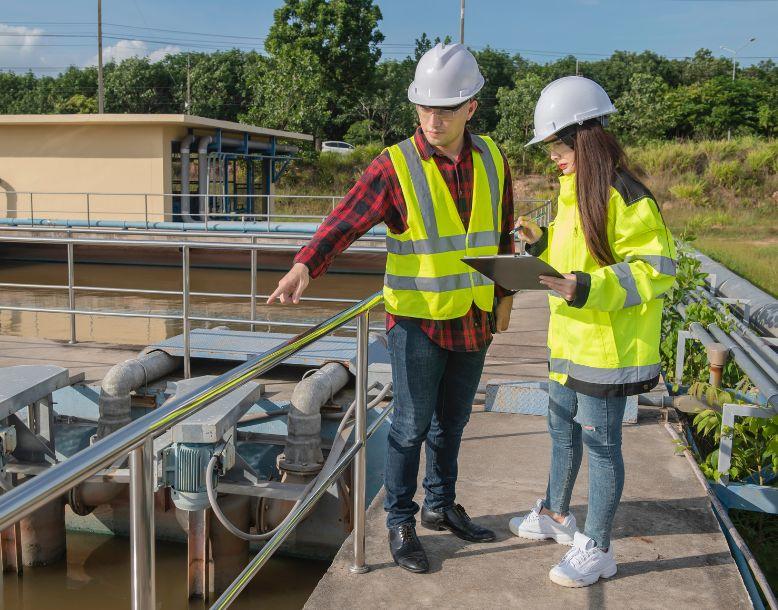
669, 176, 709, 206
707, 160, 753, 190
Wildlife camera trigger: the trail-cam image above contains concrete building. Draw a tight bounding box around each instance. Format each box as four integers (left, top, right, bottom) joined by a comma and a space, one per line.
0, 114, 312, 223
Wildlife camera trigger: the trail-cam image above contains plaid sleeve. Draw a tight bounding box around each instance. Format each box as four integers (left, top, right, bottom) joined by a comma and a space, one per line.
495, 151, 515, 298
294, 153, 398, 279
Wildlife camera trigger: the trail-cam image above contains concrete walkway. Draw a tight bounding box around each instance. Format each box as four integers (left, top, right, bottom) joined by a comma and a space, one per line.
305, 292, 751, 609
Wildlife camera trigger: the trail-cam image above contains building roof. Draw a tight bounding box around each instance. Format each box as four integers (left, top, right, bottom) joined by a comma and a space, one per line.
0, 114, 313, 142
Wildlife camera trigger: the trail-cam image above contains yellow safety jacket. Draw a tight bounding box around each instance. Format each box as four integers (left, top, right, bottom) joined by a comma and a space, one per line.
528, 170, 677, 397
383, 134, 505, 320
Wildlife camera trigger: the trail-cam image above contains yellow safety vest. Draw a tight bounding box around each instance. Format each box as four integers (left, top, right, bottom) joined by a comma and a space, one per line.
383, 134, 505, 320
529, 170, 677, 397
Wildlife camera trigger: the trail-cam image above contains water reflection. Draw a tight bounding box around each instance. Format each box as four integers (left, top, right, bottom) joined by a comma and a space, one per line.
0, 531, 328, 610
0, 261, 385, 344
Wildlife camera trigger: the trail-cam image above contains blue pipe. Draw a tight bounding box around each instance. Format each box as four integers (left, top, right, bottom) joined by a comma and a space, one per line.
0, 217, 388, 236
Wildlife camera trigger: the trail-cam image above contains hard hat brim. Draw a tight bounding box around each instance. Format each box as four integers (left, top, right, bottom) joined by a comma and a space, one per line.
524, 108, 617, 148
407, 75, 484, 107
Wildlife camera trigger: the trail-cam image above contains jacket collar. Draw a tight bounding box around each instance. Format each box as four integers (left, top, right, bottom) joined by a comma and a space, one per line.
412, 127, 482, 161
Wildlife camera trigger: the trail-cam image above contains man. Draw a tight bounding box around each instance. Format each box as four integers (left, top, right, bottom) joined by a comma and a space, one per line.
268, 43, 515, 573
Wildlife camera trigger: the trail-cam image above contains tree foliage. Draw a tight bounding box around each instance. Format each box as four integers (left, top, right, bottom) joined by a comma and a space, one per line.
0, 3, 775, 151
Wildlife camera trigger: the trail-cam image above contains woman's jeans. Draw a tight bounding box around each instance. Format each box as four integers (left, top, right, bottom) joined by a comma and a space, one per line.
545, 380, 627, 548
383, 320, 488, 528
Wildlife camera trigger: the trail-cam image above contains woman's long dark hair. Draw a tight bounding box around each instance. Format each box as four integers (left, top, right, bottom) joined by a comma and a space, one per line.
569, 120, 642, 267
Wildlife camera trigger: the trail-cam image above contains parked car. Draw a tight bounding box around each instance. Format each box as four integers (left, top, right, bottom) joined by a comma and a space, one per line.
321, 140, 355, 155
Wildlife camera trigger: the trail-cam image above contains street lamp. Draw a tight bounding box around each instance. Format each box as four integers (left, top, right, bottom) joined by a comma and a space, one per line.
720, 37, 756, 139
720, 37, 757, 81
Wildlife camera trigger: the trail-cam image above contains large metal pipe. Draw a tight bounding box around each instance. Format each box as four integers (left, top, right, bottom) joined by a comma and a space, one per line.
69, 349, 180, 514
215, 137, 298, 155
197, 136, 214, 220
279, 362, 350, 474
179, 134, 197, 223
695, 288, 778, 371
97, 350, 180, 439
708, 324, 778, 407
693, 250, 778, 336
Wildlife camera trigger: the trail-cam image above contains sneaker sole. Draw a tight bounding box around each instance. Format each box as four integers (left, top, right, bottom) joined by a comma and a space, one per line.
511, 526, 575, 546
549, 564, 617, 588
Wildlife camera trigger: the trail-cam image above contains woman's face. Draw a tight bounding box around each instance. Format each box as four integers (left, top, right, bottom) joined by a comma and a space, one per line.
544, 139, 576, 175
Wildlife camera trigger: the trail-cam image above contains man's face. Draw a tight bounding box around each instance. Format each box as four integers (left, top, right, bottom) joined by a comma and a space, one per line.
415, 99, 478, 148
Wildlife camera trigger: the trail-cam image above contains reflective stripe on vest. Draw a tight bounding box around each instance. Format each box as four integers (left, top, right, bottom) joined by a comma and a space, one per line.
384, 271, 493, 292
550, 358, 661, 385
383, 134, 504, 320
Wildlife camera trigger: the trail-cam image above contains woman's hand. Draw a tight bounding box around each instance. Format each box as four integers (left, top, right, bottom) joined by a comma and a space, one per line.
513, 216, 542, 245
539, 273, 577, 302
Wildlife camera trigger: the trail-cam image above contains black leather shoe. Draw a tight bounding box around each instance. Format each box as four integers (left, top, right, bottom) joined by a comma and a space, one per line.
388, 523, 429, 573
421, 504, 496, 542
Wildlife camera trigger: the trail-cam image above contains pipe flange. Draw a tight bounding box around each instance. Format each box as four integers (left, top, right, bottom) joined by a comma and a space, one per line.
67, 487, 95, 517
277, 454, 322, 475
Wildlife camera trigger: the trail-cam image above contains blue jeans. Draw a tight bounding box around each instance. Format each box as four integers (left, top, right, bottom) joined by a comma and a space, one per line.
544, 380, 626, 548
384, 319, 488, 528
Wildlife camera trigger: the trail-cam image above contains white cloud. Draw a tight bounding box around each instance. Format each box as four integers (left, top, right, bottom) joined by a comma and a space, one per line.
88, 39, 181, 65
0, 23, 45, 67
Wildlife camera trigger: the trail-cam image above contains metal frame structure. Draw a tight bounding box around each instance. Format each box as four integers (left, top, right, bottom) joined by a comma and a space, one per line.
0, 291, 387, 610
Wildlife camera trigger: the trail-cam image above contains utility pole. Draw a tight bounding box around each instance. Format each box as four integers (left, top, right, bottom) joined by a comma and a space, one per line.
720, 37, 756, 140
459, 0, 465, 44
97, 0, 104, 113
185, 55, 191, 113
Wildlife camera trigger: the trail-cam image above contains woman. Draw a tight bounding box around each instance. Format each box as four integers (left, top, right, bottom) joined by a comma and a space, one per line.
508, 76, 677, 588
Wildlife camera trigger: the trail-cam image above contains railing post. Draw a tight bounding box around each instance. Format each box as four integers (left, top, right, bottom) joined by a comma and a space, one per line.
67, 239, 76, 344
30, 192, 34, 227
350, 312, 370, 574
182, 245, 191, 379
250, 237, 257, 332
144, 194, 149, 230
130, 437, 155, 610
86, 193, 91, 228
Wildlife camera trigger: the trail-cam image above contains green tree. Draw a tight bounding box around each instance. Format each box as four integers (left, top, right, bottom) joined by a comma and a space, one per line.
240, 46, 330, 136
103, 58, 178, 113
56, 93, 98, 113
610, 73, 675, 143
413, 32, 452, 61
266, 0, 384, 136
494, 73, 546, 161
348, 58, 417, 144
677, 49, 731, 86
470, 47, 518, 134
177, 50, 255, 121
670, 76, 769, 139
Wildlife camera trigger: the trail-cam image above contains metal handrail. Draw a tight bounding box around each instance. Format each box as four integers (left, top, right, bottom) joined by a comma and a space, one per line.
1, 190, 552, 232
0, 290, 385, 609
0, 234, 385, 368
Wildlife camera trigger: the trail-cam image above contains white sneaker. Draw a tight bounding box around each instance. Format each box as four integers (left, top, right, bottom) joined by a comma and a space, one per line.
508, 499, 578, 545
549, 532, 617, 587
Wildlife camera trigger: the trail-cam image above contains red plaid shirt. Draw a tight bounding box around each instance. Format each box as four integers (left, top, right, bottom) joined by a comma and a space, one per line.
295, 127, 515, 352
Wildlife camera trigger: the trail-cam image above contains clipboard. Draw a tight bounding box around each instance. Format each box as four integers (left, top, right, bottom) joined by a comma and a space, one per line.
462, 254, 564, 291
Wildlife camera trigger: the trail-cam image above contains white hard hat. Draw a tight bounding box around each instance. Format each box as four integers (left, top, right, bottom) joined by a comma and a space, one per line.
526, 76, 617, 147
408, 42, 484, 107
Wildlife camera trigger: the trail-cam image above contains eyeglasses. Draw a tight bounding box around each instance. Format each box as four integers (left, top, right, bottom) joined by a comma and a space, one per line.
540, 139, 574, 155
416, 100, 469, 120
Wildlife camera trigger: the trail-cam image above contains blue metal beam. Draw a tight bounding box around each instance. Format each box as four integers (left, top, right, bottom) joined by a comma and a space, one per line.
713, 482, 778, 514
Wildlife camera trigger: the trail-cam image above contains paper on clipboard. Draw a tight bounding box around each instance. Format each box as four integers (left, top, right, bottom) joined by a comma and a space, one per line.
462, 254, 564, 291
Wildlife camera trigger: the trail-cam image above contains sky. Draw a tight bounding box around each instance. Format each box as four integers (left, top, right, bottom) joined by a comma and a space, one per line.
1, 0, 775, 74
